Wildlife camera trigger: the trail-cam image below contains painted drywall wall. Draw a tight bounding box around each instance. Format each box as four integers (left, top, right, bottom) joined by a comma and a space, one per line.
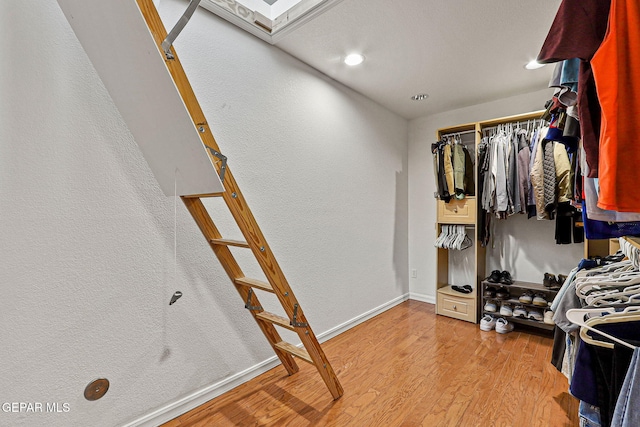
408, 89, 584, 301
0, 1, 408, 426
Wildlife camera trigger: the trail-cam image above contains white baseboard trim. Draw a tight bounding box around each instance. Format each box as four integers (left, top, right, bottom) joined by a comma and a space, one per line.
315, 293, 409, 343
121, 355, 282, 427
409, 292, 436, 304
122, 293, 410, 427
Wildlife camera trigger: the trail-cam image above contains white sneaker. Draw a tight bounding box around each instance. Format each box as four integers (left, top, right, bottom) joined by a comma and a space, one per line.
532, 294, 548, 307
544, 310, 555, 325
513, 305, 527, 318
528, 309, 543, 322
496, 318, 514, 334
499, 303, 513, 317
484, 300, 497, 312
480, 315, 497, 331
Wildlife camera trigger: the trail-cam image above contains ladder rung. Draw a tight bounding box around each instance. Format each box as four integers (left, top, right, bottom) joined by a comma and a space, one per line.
235, 277, 274, 293
181, 193, 224, 198
274, 341, 313, 364
256, 311, 295, 331
210, 239, 250, 248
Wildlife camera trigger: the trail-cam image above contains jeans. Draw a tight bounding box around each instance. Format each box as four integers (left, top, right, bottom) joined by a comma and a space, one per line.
580, 401, 601, 427
611, 348, 640, 427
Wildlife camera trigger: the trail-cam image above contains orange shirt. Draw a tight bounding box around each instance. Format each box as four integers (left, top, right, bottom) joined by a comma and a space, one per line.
592, 0, 640, 212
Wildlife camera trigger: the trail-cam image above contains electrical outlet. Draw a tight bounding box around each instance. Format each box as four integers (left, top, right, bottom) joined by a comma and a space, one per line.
411, 269, 417, 278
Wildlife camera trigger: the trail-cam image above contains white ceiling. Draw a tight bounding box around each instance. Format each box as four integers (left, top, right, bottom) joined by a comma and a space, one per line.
200, 0, 562, 120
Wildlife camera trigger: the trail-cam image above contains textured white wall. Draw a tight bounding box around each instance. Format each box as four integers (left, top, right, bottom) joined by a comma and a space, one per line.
408, 89, 584, 300
0, 1, 408, 426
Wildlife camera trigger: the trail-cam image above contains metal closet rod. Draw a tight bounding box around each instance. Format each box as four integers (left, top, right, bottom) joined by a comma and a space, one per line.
481, 119, 546, 133
441, 130, 476, 138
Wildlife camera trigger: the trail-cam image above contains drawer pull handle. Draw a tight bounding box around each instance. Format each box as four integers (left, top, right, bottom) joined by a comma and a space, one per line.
453, 305, 457, 310
454, 208, 458, 213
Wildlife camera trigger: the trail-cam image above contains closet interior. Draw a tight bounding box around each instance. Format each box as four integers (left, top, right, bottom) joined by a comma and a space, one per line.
434, 110, 583, 330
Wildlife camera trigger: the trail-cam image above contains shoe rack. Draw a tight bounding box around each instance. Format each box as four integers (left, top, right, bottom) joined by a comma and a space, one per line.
480, 280, 558, 332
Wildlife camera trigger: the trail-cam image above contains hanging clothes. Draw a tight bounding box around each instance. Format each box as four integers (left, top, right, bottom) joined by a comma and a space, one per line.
516, 129, 531, 214
591, 0, 640, 212
432, 141, 451, 202
531, 127, 550, 220
551, 239, 640, 427
543, 140, 557, 217
507, 125, 520, 215
537, 0, 611, 179
443, 143, 455, 198
432, 135, 475, 202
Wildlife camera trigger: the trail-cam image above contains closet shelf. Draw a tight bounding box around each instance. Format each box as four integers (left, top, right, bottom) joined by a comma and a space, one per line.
481, 280, 557, 292
438, 285, 476, 299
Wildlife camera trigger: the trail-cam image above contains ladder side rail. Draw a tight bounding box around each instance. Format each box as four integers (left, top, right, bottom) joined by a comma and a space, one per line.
182, 197, 299, 375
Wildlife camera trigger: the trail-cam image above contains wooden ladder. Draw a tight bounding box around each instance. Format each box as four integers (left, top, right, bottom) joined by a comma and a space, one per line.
136, 0, 343, 400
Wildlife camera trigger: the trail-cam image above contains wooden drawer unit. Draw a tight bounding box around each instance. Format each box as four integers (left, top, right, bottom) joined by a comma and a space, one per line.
436, 286, 476, 323
437, 197, 476, 224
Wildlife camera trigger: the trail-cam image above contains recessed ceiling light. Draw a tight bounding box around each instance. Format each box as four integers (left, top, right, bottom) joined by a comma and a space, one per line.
525, 60, 545, 70
344, 53, 365, 66
411, 93, 429, 101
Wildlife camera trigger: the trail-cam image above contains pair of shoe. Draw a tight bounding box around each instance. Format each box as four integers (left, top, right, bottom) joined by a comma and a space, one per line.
484, 300, 511, 313
484, 287, 510, 300
543, 273, 566, 290
484, 301, 516, 317
480, 316, 515, 333
513, 305, 543, 321
518, 292, 548, 307
452, 285, 473, 294
487, 270, 513, 285
544, 309, 554, 325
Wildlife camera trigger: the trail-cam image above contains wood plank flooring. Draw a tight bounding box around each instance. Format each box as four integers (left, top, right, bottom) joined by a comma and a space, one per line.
162, 300, 579, 426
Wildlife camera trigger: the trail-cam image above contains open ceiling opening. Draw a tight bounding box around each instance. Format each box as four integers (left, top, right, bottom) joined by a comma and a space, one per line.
199, 0, 342, 43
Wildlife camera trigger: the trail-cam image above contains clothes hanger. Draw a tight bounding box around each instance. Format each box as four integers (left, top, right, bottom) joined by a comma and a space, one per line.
574, 259, 633, 280
575, 272, 639, 289
566, 307, 640, 350
457, 225, 472, 250
586, 285, 640, 306
575, 271, 640, 298
581, 308, 640, 349
451, 225, 463, 250
435, 225, 448, 248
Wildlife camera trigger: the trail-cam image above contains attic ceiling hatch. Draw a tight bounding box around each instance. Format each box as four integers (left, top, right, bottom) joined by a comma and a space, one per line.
199, 0, 343, 43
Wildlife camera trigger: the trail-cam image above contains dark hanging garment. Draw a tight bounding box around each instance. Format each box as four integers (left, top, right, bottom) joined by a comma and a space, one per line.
463, 146, 475, 196
432, 142, 451, 202
555, 202, 576, 244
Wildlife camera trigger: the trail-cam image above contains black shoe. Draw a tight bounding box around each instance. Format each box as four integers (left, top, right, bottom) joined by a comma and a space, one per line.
543, 273, 558, 289
452, 285, 473, 294
557, 274, 568, 286
495, 288, 510, 300
500, 271, 513, 285
487, 270, 501, 283
483, 286, 497, 298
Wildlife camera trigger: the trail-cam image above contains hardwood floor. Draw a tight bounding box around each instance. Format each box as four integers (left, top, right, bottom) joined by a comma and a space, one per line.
162, 300, 579, 426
